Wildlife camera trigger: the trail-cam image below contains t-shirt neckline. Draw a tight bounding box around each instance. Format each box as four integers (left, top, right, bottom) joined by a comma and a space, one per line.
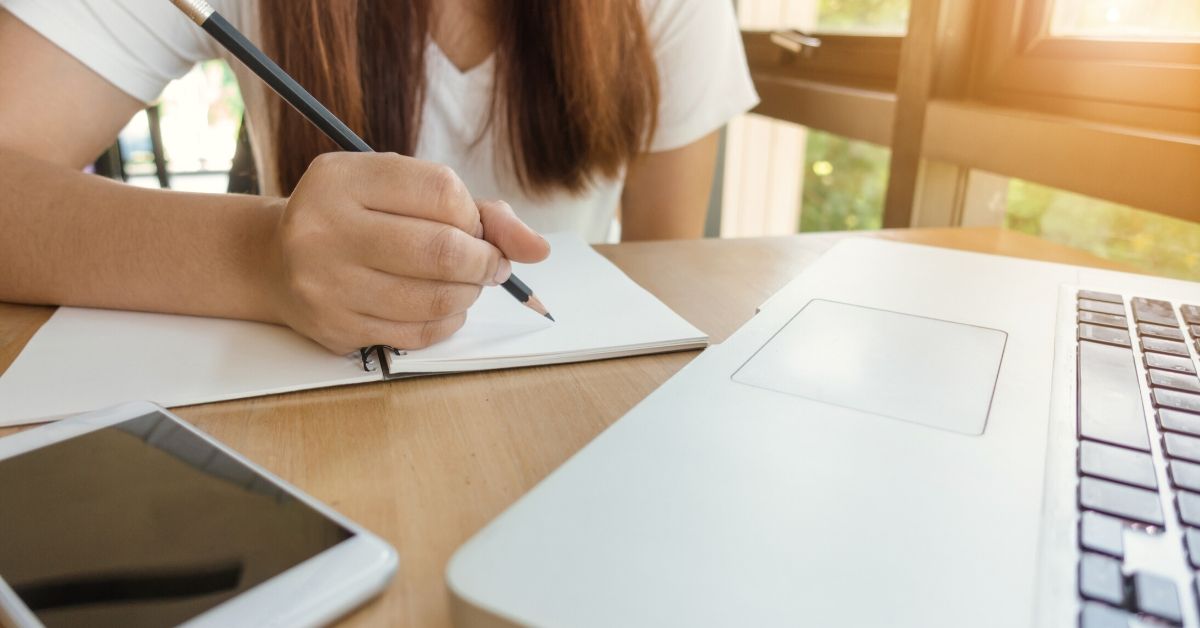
426, 40, 495, 81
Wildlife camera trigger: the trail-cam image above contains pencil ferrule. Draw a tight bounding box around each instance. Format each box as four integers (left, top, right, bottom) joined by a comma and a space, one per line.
169, 0, 215, 25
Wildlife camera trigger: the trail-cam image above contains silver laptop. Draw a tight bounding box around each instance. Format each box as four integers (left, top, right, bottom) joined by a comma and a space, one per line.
447, 238, 1200, 627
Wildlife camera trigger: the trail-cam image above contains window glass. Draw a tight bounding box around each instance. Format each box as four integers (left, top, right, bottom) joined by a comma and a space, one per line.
720, 115, 889, 237
738, 0, 909, 34
116, 109, 156, 178
1007, 179, 1200, 281
815, 0, 910, 34
119, 60, 242, 193
800, 130, 889, 231
1051, 0, 1200, 40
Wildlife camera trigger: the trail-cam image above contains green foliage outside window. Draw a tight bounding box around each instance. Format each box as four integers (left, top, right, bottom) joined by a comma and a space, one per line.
799, 131, 889, 232
1007, 180, 1200, 281
796, 0, 905, 233
817, 0, 910, 33
785, 0, 1200, 279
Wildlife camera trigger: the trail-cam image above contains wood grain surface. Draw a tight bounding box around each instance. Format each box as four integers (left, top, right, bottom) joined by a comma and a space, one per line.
0, 227, 1139, 627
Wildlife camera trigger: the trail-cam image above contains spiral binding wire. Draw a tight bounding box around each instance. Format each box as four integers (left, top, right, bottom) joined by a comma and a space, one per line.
358, 345, 407, 372
358, 347, 378, 372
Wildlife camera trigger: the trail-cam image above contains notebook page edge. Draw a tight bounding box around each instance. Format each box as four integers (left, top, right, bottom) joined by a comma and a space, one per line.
0, 306, 377, 425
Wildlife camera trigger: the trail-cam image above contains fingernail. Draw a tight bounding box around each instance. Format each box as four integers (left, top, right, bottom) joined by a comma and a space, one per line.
492, 258, 512, 285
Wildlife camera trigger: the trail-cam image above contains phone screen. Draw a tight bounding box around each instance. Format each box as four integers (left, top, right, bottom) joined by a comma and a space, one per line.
0, 411, 353, 627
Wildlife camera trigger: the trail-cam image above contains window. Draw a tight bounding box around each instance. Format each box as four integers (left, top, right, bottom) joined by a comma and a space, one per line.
738, 0, 910, 33
1006, 179, 1200, 281
800, 130, 889, 231
721, 0, 904, 237
118, 60, 243, 194
813, 0, 909, 34
728, 0, 1200, 275
973, 1, 1200, 134
1051, 0, 1200, 40
738, 0, 904, 93
721, 116, 889, 236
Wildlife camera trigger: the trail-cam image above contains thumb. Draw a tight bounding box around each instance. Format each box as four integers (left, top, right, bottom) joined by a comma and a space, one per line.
477, 200, 550, 264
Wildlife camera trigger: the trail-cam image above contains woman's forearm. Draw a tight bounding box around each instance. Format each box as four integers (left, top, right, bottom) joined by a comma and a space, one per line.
0, 8, 555, 355
0, 148, 285, 323
621, 131, 719, 241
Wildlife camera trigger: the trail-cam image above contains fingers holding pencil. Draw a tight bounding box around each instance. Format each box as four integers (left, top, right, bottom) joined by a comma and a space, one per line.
327, 154, 549, 284
169, 0, 555, 356
476, 200, 551, 265
476, 200, 553, 320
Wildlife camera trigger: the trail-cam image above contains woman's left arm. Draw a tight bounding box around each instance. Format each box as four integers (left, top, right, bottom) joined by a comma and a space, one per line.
620, 131, 720, 241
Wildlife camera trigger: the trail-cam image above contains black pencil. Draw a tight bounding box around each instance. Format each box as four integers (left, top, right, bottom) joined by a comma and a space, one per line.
168, 0, 555, 326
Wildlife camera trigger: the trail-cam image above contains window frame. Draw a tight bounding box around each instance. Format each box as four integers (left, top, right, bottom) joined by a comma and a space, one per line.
741, 32, 901, 147
971, 0, 1200, 134
741, 31, 902, 92
734, 0, 1200, 232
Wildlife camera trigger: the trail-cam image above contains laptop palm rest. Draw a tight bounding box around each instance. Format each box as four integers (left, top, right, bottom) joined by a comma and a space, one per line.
732, 299, 1007, 435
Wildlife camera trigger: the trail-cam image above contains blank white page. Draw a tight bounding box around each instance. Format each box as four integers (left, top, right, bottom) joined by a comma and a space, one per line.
0, 309, 376, 427
386, 233, 707, 374
0, 234, 705, 426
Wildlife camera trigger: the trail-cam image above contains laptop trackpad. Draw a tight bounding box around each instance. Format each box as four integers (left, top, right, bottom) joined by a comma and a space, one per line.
732, 300, 1007, 435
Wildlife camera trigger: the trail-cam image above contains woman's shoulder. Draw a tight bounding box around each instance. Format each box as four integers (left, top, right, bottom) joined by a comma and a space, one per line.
635, 0, 758, 153
0, 0, 234, 103
638, 0, 741, 42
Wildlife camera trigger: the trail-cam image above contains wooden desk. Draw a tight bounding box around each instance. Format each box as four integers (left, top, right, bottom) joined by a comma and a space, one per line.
0, 227, 1136, 627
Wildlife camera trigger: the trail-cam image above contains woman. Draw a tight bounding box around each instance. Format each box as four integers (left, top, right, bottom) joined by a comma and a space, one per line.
0, 0, 757, 354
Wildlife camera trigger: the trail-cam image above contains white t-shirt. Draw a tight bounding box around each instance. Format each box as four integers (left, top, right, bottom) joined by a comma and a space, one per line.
0, 0, 758, 242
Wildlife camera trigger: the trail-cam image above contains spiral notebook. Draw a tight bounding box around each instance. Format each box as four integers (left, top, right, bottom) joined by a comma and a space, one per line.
0, 234, 707, 427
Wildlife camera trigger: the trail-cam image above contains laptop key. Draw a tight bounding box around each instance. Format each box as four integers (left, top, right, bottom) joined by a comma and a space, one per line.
1191, 325, 1200, 339
1079, 311, 1128, 330
1078, 341, 1150, 451
1080, 510, 1125, 558
1153, 389, 1200, 414
1148, 370, 1200, 394
1178, 491, 1200, 527
1186, 527, 1200, 568
1132, 298, 1179, 327
1079, 440, 1157, 489
1080, 299, 1127, 317
1079, 553, 1126, 606
1169, 460, 1200, 492
1138, 322, 1185, 341
1079, 477, 1163, 526
1079, 290, 1124, 305
1159, 409, 1200, 436
1144, 352, 1197, 375
1181, 305, 1200, 325
1132, 572, 1181, 624
1164, 432, 1200, 463
1141, 337, 1191, 357
1079, 602, 1132, 628
1080, 324, 1132, 348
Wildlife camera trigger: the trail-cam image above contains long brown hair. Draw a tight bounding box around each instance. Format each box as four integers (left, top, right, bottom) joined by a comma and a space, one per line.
258, 0, 660, 197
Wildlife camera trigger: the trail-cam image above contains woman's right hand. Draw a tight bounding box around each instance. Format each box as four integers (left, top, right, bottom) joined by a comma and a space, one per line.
263, 152, 551, 355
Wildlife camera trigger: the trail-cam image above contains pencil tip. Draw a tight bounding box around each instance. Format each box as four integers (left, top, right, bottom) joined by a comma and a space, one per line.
524, 294, 553, 320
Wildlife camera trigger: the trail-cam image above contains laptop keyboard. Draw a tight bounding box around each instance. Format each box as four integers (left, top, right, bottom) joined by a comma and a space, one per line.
1076, 290, 1200, 626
